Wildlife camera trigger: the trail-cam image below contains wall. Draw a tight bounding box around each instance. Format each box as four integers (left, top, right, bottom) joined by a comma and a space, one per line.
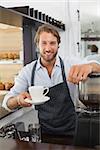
64, 0, 80, 58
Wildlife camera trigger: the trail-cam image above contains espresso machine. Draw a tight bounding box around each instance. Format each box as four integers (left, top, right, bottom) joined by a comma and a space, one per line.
75, 73, 100, 147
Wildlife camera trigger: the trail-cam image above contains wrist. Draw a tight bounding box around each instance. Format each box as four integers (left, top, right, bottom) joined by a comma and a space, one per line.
89, 62, 99, 73
88, 63, 93, 73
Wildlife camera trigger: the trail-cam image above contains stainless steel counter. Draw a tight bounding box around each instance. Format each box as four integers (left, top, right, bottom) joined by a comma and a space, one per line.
0, 107, 11, 119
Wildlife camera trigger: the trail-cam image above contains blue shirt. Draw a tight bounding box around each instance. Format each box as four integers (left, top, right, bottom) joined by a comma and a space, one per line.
2, 55, 98, 111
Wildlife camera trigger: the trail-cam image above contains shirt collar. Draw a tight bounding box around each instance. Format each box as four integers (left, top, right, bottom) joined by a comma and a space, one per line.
54, 55, 61, 67
36, 55, 61, 71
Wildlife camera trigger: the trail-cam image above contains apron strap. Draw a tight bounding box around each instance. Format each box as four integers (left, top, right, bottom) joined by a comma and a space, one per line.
59, 57, 66, 82
31, 60, 37, 86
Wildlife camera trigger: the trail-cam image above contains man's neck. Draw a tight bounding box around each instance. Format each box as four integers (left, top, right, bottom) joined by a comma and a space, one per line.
40, 58, 56, 77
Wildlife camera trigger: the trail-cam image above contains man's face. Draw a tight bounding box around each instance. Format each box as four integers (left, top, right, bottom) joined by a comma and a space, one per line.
38, 32, 59, 63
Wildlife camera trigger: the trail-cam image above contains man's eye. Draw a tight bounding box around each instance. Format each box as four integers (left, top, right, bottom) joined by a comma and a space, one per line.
42, 42, 46, 45
50, 42, 56, 45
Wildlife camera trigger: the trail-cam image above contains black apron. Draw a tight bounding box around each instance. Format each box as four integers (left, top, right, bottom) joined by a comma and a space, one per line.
31, 57, 76, 136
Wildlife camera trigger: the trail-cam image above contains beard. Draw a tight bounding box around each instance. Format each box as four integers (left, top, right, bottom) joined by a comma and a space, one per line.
40, 51, 58, 63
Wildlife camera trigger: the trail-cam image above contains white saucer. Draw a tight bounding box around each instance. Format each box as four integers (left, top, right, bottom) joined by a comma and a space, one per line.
24, 96, 50, 105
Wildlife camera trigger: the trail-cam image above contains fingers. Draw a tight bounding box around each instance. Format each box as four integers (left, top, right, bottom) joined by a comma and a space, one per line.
67, 64, 92, 84
68, 65, 81, 84
17, 92, 32, 107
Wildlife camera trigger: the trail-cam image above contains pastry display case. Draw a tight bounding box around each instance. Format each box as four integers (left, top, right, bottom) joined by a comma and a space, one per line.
0, 23, 23, 86
0, 24, 23, 111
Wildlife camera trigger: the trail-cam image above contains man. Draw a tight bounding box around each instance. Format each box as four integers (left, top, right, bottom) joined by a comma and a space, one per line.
2, 24, 100, 142
85, 44, 100, 63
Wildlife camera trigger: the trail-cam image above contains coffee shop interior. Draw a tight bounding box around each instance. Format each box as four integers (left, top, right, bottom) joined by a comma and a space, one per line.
0, 0, 100, 150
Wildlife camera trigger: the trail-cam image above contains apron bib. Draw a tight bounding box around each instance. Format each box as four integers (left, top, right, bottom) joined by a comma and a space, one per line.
31, 57, 76, 136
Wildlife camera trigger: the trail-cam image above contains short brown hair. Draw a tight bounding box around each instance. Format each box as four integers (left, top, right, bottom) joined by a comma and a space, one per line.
34, 24, 61, 46
91, 45, 98, 53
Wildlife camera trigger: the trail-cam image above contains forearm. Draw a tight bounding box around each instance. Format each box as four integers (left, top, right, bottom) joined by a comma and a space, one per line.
6, 92, 32, 110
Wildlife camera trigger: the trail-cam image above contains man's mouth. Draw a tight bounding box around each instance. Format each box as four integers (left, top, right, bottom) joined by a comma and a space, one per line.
45, 51, 52, 56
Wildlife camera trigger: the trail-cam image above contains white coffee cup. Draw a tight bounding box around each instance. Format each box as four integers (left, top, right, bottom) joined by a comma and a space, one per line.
29, 86, 49, 101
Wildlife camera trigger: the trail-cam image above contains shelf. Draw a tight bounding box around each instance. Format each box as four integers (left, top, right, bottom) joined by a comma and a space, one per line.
6, 6, 65, 31
0, 60, 23, 65
81, 37, 100, 41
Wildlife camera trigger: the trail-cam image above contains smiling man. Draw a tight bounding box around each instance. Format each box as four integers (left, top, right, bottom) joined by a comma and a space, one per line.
2, 24, 100, 142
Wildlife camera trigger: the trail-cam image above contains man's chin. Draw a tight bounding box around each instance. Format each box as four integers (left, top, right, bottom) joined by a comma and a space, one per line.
41, 53, 57, 62
45, 56, 56, 62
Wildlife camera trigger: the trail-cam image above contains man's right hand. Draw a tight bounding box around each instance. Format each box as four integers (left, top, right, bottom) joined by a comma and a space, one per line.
7, 92, 32, 110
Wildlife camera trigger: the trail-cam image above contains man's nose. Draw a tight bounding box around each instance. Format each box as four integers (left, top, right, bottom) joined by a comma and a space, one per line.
45, 44, 51, 50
